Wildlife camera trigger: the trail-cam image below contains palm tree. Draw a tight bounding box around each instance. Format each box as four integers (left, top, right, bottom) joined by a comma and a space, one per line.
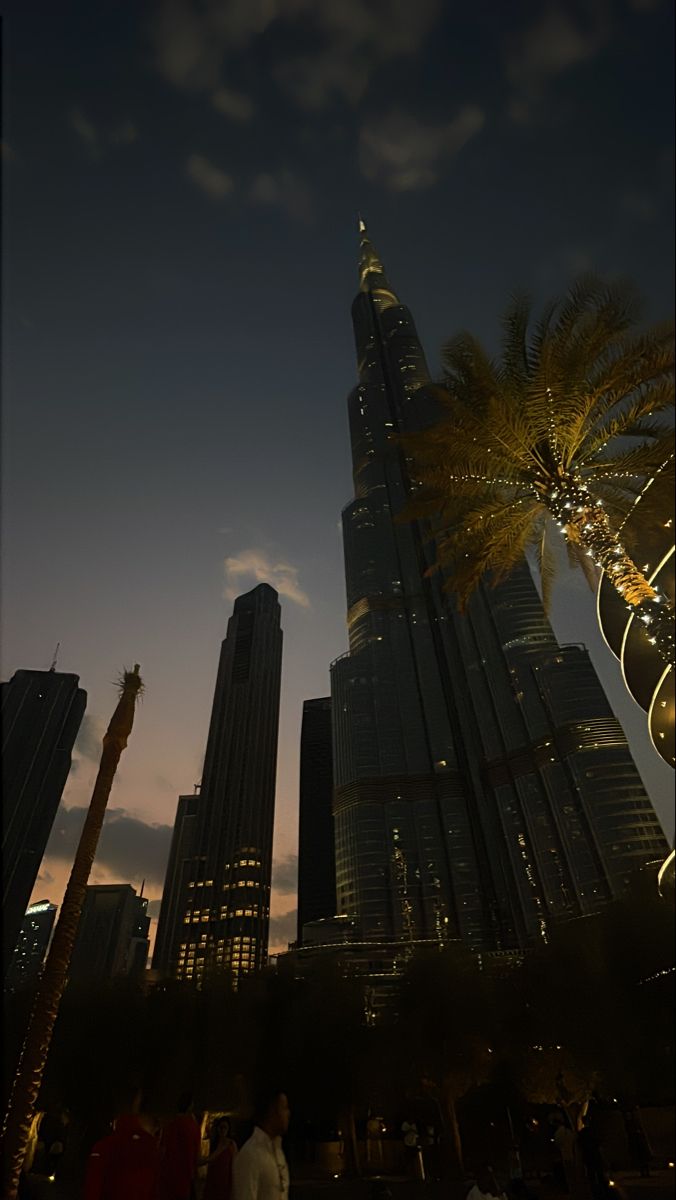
400, 277, 675, 666
1, 665, 144, 1200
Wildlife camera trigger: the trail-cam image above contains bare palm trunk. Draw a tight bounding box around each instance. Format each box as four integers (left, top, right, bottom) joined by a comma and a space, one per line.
547, 483, 674, 666
1, 666, 143, 1200
339, 1104, 362, 1177
445, 1090, 464, 1178
434, 1080, 464, 1180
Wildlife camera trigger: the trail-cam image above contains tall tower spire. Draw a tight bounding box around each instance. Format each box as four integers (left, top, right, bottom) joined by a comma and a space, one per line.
331, 224, 668, 962
357, 216, 399, 308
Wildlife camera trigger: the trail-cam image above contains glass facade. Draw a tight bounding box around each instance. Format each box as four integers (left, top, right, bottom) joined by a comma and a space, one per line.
331, 224, 668, 952
153, 791, 200, 975
2, 669, 86, 977
297, 698, 336, 941
172, 584, 282, 985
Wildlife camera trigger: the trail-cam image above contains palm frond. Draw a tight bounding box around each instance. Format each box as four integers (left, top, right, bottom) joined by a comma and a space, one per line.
584, 432, 675, 483
432, 497, 543, 608
501, 292, 532, 389
577, 380, 674, 460
578, 324, 675, 440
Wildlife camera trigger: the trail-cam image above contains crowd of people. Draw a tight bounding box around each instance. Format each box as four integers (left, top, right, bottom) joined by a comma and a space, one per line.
22, 1092, 657, 1200
24, 1087, 291, 1200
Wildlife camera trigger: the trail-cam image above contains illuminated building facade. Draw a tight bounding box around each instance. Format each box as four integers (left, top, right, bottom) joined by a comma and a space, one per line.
69, 884, 149, 984
331, 223, 668, 952
2, 668, 86, 977
5, 900, 57, 991
175, 584, 283, 984
297, 697, 336, 941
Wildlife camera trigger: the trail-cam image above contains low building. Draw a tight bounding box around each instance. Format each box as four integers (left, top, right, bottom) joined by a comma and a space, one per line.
68, 884, 149, 986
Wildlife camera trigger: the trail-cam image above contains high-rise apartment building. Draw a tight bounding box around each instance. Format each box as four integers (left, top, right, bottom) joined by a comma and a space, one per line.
5, 900, 57, 991
330, 222, 668, 952
171, 584, 283, 984
2, 669, 86, 976
68, 884, 149, 985
297, 698, 336, 941
153, 791, 201, 974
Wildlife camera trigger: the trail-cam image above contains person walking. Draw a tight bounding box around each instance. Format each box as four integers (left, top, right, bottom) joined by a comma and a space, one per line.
551, 1112, 586, 1196
232, 1089, 290, 1200
623, 1110, 652, 1178
83, 1100, 161, 1200
160, 1092, 202, 1200
203, 1117, 238, 1200
577, 1115, 609, 1200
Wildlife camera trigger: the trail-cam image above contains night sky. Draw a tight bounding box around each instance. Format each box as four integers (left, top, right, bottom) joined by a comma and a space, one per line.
3, 0, 674, 953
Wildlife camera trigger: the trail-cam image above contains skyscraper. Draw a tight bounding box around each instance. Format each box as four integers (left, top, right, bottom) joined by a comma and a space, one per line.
68, 884, 149, 985
5, 900, 57, 991
297, 698, 336, 941
2, 669, 86, 976
331, 222, 668, 952
172, 584, 283, 984
153, 791, 200, 974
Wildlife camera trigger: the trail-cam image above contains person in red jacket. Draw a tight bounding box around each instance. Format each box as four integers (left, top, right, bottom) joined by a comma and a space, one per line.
160, 1092, 202, 1200
83, 1109, 161, 1200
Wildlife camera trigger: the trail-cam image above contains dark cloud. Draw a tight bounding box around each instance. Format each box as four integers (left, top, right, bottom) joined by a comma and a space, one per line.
359, 106, 484, 191
68, 111, 139, 157
505, 3, 609, 122
44, 811, 296, 896
274, 0, 441, 111
150, 0, 441, 110
212, 87, 254, 122
44, 805, 172, 887
249, 171, 314, 223
37, 869, 54, 887
268, 909, 297, 948
271, 854, 297, 895
185, 153, 234, 199
69, 108, 100, 156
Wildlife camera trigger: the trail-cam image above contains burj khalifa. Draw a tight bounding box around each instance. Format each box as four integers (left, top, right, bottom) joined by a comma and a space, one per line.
330, 222, 667, 952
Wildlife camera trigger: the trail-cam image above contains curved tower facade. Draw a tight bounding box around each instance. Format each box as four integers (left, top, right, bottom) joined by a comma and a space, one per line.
331, 223, 668, 952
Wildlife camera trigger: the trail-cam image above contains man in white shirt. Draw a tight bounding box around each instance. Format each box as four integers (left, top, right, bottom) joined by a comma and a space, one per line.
232, 1089, 291, 1200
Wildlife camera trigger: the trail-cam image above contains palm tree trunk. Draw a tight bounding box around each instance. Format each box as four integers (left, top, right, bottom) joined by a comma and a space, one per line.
339, 1104, 362, 1177
1, 666, 143, 1200
549, 485, 674, 667
435, 1080, 464, 1180
445, 1090, 464, 1178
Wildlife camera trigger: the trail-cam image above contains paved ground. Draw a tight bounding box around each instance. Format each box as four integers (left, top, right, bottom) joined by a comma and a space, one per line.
22, 1167, 675, 1199
287, 1172, 676, 1200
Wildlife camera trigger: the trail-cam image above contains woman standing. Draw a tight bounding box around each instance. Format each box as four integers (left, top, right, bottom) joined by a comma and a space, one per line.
203, 1117, 237, 1200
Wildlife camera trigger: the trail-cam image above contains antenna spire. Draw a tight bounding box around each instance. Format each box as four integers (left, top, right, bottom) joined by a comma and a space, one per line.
356, 217, 399, 309
49, 643, 60, 672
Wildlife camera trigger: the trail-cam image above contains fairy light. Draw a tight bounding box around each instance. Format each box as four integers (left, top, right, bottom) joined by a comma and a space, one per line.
413, 425, 675, 666
545, 473, 674, 666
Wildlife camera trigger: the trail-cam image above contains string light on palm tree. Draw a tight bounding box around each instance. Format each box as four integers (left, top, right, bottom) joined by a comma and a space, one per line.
399, 275, 675, 671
